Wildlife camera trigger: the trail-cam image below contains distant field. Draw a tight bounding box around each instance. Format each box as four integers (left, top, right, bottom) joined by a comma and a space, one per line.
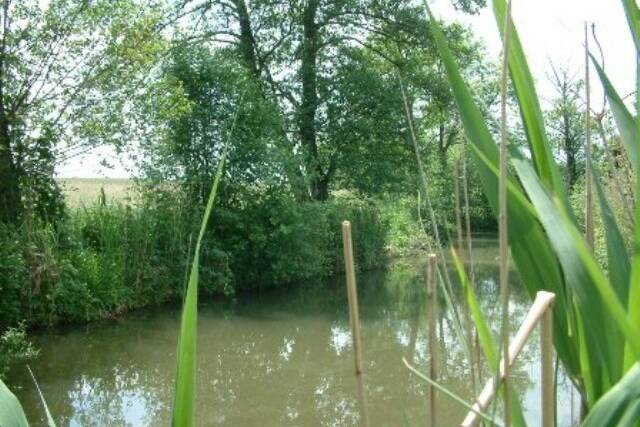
57, 178, 135, 207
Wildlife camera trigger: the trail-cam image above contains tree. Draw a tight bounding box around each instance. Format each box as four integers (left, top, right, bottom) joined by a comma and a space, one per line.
160, 0, 487, 201
546, 66, 585, 192
0, 0, 163, 223
138, 44, 293, 201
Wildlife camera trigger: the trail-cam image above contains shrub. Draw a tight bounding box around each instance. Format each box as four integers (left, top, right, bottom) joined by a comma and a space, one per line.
0, 323, 39, 380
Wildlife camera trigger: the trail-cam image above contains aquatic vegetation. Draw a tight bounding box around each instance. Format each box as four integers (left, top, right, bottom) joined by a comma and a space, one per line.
425, 0, 640, 419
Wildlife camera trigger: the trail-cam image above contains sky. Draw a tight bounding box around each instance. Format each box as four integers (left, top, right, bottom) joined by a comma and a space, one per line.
56, 0, 636, 178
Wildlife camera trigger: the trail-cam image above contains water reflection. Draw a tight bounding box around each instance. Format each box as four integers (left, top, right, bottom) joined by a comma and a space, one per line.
8, 243, 576, 426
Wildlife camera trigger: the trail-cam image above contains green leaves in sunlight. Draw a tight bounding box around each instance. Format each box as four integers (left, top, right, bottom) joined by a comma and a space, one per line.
171, 141, 230, 427
0, 379, 29, 427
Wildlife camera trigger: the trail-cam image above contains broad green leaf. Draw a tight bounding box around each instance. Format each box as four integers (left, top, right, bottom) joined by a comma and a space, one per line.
512, 154, 640, 384
590, 56, 638, 172
172, 143, 229, 427
0, 379, 29, 427
492, 0, 568, 208
582, 363, 640, 427
590, 163, 630, 383
625, 0, 640, 374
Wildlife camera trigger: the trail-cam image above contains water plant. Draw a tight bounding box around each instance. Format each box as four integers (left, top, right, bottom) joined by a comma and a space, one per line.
424, 0, 640, 421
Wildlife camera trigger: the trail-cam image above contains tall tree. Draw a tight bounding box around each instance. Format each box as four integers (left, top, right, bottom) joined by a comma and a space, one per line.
547, 66, 586, 192
0, 0, 163, 222
165, 0, 487, 200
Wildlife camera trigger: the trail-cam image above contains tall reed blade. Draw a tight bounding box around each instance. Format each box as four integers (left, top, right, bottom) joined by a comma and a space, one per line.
492, 0, 567, 206
171, 136, 232, 427
589, 57, 637, 172
451, 250, 527, 427
27, 366, 56, 427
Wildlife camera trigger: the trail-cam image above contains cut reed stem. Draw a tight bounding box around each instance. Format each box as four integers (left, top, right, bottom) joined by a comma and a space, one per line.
541, 301, 555, 427
462, 292, 556, 427
342, 221, 371, 427
426, 253, 438, 427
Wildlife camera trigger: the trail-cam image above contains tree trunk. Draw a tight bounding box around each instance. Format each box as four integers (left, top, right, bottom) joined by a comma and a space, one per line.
0, 6, 21, 224
232, 0, 312, 202
300, 0, 327, 201
233, 0, 260, 80
563, 112, 577, 191
0, 118, 20, 223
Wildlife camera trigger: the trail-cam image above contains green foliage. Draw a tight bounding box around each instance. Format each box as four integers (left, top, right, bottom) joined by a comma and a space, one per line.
582, 363, 640, 427
0, 189, 395, 327
0, 324, 39, 380
545, 68, 587, 192
426, 0, 640, 419
0, 0, 165, 223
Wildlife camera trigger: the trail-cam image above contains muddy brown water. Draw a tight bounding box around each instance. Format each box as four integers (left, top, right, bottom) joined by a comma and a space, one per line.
7, 240, 578, 426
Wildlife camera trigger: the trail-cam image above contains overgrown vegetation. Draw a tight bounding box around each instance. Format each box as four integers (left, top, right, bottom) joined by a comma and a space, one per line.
424, 0, 640, 422
0, 192, 394, 328
1, 0, 638, 424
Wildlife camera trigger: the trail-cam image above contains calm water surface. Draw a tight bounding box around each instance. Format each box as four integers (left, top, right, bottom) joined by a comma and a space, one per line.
8, 239, 577, 426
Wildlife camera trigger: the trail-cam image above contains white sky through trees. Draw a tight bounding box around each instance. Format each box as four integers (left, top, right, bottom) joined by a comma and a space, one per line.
57, 0, 635, 178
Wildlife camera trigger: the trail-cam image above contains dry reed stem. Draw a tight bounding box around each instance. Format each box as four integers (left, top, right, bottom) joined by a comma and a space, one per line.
342, 221, 370, 427
426, 253, 438, 427
585, 22, 595, 248
461, 291, 556, 427
498, 0, 513, 425
541, 301, 555, 427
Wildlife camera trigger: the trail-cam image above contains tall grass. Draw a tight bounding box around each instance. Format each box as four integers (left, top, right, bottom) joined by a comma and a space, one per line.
424, 0, 640, 422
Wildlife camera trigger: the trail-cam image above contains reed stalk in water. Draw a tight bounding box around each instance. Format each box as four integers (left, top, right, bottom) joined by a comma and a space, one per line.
498, 1, 513, 425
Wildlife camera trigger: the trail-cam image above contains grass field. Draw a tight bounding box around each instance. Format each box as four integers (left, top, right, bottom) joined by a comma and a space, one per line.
57, 178, 134, 207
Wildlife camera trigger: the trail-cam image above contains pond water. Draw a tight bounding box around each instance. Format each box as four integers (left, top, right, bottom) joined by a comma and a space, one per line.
7, 239, 578, 426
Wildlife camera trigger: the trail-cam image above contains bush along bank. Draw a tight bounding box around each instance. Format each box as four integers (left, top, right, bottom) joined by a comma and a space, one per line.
0, 191, 392, 331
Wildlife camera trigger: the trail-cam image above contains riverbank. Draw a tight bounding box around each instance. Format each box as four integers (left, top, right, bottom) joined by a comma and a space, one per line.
0, 185, 499, 379
5, 249, 579, 426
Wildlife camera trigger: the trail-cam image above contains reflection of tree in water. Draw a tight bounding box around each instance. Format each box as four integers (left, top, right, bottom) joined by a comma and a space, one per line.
8, 244, 561, 426
9, 313, 177, 425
